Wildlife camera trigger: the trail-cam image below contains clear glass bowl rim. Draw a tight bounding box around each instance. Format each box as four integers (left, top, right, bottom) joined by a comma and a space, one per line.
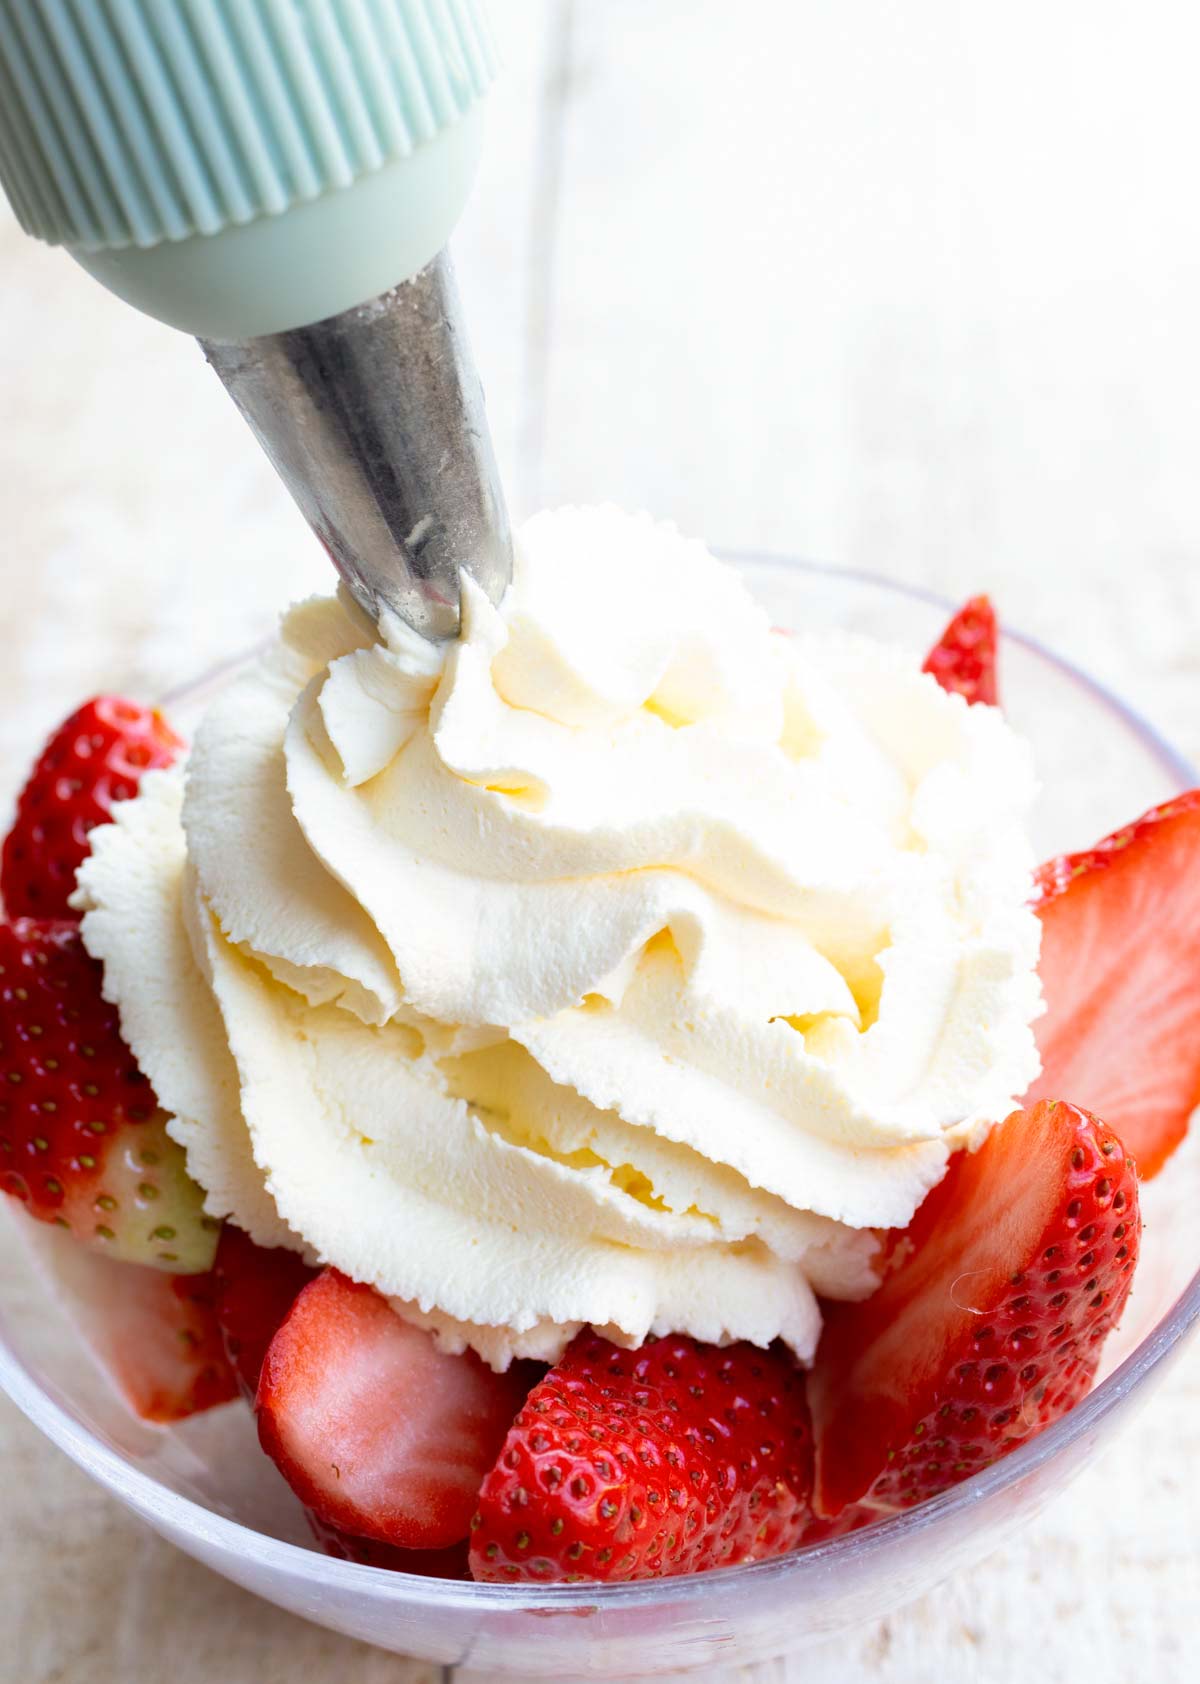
1, 554, 1197, 1616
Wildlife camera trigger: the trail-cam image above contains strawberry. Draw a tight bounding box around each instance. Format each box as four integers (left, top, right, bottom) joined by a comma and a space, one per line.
796, 1503, 879, 1546
210, 1234, 466, 1575
922, 594, 998, 706
65, 1247, 237, 1423
256, 1268, 533, 1549
211, 1222, 317, 1401
304, 1510, 470, 1578
1029, 792, 1200, 1178
0, 917, 217, 1271
469, 1332, 813, 1584
211, 1236, 467, 1574
809, 1100, 1140, 1517
1, 695, 183, 920
105, 1267, 236, 1423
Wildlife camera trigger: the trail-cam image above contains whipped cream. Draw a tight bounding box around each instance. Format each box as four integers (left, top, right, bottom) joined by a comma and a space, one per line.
77, 507, 1043, 1368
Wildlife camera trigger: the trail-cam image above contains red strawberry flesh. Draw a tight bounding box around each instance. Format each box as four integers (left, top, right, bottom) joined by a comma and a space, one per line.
2, 696, 183, 921
1029, 791, 1200, 1178
470, 1332, 813, 1584
810, 1100, 1140, 1517
922, 595, 998, 706
256, 1268, 533, 1549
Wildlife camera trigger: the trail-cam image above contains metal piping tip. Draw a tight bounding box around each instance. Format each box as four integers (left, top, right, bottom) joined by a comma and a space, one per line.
201, 251, 512, 642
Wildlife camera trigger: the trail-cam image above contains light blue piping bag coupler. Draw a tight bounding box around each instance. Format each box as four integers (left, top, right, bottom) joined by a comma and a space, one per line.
0, 0, 510, 639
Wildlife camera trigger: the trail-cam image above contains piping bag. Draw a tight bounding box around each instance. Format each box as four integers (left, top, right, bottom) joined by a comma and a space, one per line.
0, 0, 510, 642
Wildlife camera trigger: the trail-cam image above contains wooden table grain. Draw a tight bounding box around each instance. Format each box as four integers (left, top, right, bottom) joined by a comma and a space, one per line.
1, 4, 1197, 1680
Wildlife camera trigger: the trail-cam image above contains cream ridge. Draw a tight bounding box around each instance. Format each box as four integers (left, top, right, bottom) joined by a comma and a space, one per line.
76, 506, 1043, 1369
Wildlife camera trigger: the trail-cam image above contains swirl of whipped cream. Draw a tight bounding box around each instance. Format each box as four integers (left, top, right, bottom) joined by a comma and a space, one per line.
77, 507, 1043, 1368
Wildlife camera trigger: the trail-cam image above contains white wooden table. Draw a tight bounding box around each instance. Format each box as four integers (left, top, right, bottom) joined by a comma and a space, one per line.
1, 4, 1198, 1679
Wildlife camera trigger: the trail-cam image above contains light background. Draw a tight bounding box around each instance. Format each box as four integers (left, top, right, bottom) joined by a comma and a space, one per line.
0, 3, 1197, 1680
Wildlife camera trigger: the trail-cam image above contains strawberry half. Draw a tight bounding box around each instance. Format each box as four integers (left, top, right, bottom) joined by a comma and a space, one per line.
212, 1236, 462, 1573
796, 1503, 879, 1546
211, 1223, 317, 1402
0, 918, 217, 1272
100, 1267, 237, 1423
2, 696, 183, 920
256, 1268, 533, 1550
922, 594, 998, 706
59, 1245, 237, 1423
1029, 791, 1200, 1178
470, 1333, 813, 1584
810, 1100, 1140, 1517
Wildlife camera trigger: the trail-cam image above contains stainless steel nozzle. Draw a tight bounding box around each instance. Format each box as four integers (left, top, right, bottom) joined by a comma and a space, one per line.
202, 252, 512, 642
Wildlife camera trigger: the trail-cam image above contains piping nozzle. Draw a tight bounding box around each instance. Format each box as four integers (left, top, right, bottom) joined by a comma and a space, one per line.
0, 0, 511, 640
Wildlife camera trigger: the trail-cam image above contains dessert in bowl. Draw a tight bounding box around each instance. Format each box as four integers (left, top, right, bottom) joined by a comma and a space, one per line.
1, 517, 1197, 1676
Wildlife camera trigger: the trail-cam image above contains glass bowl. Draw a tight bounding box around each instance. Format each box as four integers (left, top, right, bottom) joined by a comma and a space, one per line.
1, 559, 1197, 1680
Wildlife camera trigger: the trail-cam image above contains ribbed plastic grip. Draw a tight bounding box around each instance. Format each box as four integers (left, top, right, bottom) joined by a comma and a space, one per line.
0, 0, 497, 252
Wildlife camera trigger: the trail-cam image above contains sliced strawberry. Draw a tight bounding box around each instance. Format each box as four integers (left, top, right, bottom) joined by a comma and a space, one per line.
256, 1269, 533, 1549
212, 1233, 466, 1574
211, 1223, 317, 1402
305, 1510, 470, 1578
796, 1503, 879, 1546
0, 918, 217, 1271
72, 1250, 237, 1423
470, 1333, 813, 1584
810, 1100, 1140, 1517
2, 695, 183, 920
922, 594, 998, 706
1029, 791, 1200, 1178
